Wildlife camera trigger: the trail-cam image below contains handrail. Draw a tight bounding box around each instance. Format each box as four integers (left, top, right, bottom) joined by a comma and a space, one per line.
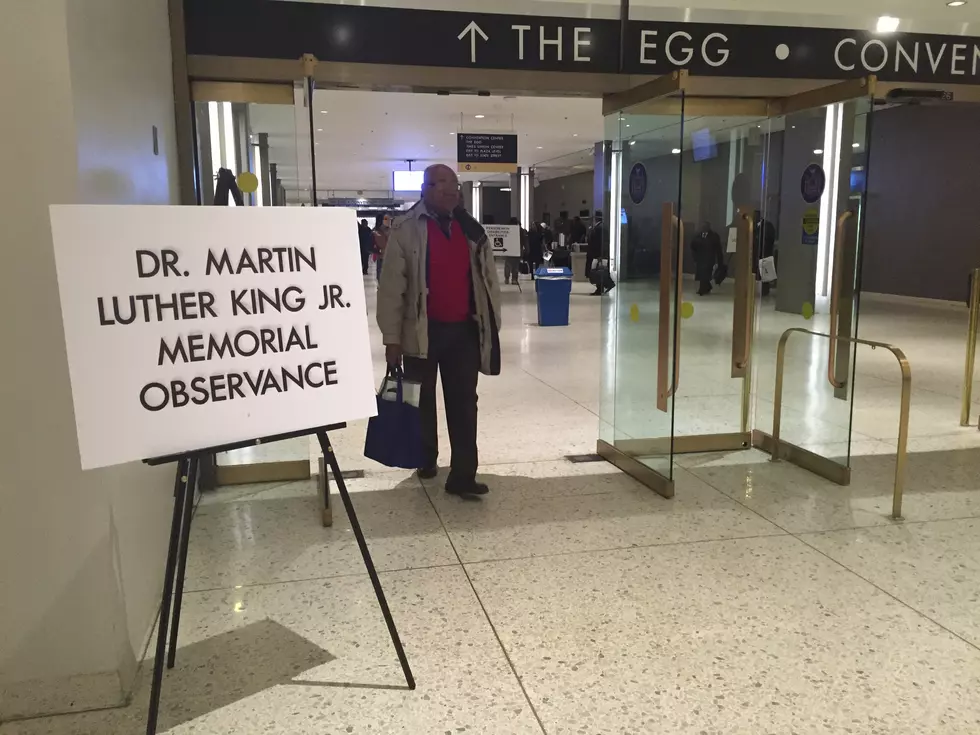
667, 215, 685, 398
961, 267, 980, 426
828, 211, 853, 390
771, 327, 911, 520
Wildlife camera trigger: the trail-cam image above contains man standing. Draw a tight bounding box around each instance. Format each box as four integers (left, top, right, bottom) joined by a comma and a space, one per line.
358, 218, 374, 275
377, 164, 502, 496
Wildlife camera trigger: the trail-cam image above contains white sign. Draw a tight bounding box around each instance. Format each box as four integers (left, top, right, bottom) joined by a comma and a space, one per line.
485, 224, 521, 257
49, 205, 377, 470
726, 226, 738, 253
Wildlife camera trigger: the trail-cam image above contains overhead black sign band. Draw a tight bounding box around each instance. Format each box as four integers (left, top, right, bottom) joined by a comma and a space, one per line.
185, 0, 980, 85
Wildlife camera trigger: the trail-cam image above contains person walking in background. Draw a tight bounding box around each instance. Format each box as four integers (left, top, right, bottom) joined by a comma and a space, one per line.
377, 164, 502, 497
587, 211, 614, 295
570, 215, 587, 246
358, 218, 374, 275
504, 216, 527, 286
373, 214, 390, 281
527, 223, 544, 279
691, 222, 723, 296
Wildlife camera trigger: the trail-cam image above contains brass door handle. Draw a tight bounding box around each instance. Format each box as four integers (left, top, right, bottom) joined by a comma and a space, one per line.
732, 212, 755, 373
667, 215, 684, 398
657, 202, 673, 412
828, 211, 853, 389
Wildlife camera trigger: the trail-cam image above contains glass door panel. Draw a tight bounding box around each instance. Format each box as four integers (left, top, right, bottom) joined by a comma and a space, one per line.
191, 80, 318, 485
597, 82, 685, 496
753, 92, 875, 471
673, 113, 772, 452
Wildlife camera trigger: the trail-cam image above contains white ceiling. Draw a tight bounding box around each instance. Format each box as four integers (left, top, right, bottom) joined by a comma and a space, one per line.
248, 89, 604, 195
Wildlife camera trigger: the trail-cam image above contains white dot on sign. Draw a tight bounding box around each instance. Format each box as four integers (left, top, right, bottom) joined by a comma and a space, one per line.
775, 44, 790, 61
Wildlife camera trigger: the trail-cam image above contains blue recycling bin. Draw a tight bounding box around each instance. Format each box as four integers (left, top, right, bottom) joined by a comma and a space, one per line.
534, 267, 573, 327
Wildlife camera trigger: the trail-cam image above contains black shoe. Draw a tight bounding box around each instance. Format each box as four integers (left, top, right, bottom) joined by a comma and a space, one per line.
417, 466, 438, 480
603, 283, 616, 294
446, 481, 489, 497
590, 289, 602, 296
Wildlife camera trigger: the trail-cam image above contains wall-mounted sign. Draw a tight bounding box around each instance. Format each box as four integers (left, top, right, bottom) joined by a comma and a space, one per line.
800, 163, 826, 204
188, 0, 980, 85
48, 205, 377, 469
628, 163, 648, 204
457, 133, 519, 173
802, 208, 820, 245
484, 224, 521, 257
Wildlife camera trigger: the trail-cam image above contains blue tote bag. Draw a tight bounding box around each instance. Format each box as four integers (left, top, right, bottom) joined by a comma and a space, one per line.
363, 369, 424, 469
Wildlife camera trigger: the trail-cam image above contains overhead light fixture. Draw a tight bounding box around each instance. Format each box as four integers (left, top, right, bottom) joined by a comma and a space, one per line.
536, 146, 543, 149
876, 15, 900, 32
429, 144, 435, 148
316, 128, 323, 132
320, 110, 328, 114
671, 148, 681, 154
947, 1, 967, 7
814, 148, 824, 154
501, 187, 511, 192
474, 114, 485, 119
573, 133, 578, 137
629, 140, 636, 146
852, 142, 861, 148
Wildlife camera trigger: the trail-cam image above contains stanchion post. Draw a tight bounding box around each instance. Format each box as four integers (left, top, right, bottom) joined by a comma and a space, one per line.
961, 267, 980, 426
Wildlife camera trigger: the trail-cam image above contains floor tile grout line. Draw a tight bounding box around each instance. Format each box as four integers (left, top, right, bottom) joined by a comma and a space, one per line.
790, 532, 980, 655
419, 483, 550, 735
689, 465, 980, 655
180, 562, 464, 596
459, 529, 792, 569
518, 363, 600, 418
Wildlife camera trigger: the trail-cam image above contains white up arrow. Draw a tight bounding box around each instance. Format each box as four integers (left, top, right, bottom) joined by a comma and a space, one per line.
458, 21, 489, 64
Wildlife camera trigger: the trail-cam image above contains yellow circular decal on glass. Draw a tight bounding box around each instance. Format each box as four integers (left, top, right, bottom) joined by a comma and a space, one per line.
802, 301, 815, 320
629, 304, 640, 322
237, 171, 259, 194
680, 302, 694, 319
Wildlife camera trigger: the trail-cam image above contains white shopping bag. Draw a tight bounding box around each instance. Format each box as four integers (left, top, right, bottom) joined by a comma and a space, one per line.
378, 373, 421, 407
759, 255, 777, 283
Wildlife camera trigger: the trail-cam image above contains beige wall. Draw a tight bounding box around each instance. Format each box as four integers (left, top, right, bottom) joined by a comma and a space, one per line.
0, 0, 179, 721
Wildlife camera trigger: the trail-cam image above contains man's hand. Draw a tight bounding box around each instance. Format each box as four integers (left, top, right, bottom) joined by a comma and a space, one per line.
385, 344, 403, 367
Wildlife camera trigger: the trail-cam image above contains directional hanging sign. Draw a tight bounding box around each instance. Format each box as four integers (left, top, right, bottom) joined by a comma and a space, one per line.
187, 0, 980, 85
457, 133, 519, 174
186, 1, 620, 73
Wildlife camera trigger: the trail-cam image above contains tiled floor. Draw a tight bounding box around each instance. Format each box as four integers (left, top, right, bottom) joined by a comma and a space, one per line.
6, 274, 980, 734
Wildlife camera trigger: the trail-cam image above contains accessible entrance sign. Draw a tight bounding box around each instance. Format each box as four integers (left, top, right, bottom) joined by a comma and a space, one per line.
457, 133, 519, 173
485, 224, 521, 257
49, 206, 377, 469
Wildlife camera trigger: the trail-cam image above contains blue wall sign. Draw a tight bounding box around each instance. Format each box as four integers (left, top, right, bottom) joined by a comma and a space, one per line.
800, 163, 826, 204
628, 163, 647, 205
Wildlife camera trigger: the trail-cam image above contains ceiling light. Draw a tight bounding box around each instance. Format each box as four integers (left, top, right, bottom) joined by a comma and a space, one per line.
671, 148, 681, 154
429, 144, 435, 148
947, 1, 967, 7
814, 148, 824, 155
629, 140, 636, 146
852, 143, 861, 148
573, 133, 578, 137
320, 110, 328, 114
316, 128, 323, 132
876, 15, 900, 32
536, 146, 543, 149
501, 187, 511, 192
474, 114, 485, 119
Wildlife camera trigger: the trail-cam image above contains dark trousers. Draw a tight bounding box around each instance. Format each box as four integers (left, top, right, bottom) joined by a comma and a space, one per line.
360, 248, 370, 275
404, 321, 480, 484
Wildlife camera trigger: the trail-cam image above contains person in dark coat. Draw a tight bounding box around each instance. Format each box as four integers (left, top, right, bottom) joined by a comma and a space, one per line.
586, 211, 614, 295
690, 222, 724, 296
357, 218, 374, 275
527, 223, 544, 279
570, 216, 587, 245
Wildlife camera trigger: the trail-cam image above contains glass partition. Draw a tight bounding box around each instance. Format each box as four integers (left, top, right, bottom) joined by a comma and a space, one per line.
597, 88, 686, 496
191, 80, 318, 485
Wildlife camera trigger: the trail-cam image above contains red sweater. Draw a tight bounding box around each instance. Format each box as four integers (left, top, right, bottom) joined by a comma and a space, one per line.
426, 218, 472, 323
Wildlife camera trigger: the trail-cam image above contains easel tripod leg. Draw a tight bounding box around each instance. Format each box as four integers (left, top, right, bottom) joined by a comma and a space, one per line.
167, 455, 198, 668
146, 457, 190, 735
315, 431, 416, 690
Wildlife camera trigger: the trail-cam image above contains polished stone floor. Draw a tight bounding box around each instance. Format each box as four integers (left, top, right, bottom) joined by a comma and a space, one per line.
6, 274, 980, 734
